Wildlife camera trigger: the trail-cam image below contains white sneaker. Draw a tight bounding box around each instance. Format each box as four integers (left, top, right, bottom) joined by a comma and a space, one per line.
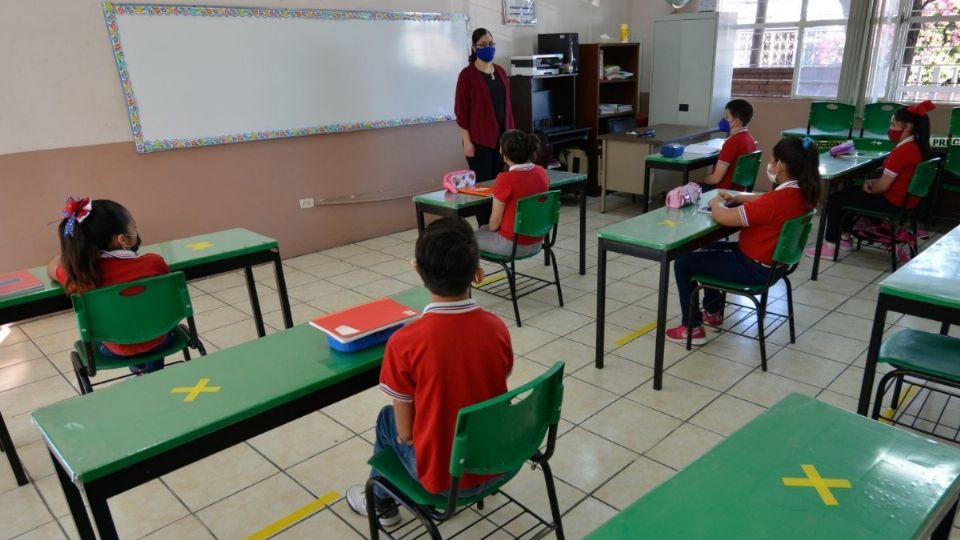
345, 485, 402, 527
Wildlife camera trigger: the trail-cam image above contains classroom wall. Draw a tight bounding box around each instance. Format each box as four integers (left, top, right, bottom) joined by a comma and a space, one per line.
0, 0, 632, 272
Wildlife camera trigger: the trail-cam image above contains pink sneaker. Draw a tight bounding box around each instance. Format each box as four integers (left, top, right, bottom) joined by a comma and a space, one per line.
701, 309, 724, 329
804, 242, 837, 259
896, 244, 912, 265
839, 235, 854, 251
666, 324, 707, 346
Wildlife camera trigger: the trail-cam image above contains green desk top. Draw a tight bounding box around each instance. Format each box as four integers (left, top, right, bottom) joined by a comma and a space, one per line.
783, 129, 952, 149
645, 152, 719, 166
413, 169, 587, 210
0, 228, 277, 311
32, 287, 430, 484
782, 127, 851, 139
597, 192, 728, 251
878, 224, 960, 309
586, 394, 960, 540
818, 150, 889, 181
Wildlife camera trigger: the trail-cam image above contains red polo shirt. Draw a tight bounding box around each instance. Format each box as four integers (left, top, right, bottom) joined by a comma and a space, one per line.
454, 63, 515, 149
715, 130, 758, 190
881, 136, 923, 209
736, 182, 809, 265
493, 164, 550, 245
379, 299, 513, 494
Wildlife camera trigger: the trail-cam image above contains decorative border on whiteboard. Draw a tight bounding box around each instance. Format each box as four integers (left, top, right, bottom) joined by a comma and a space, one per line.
102, 2, 464, 153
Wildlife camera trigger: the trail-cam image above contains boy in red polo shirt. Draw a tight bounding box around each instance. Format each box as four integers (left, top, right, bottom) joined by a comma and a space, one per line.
700, 99, 758, 191
346, 217, 513, 526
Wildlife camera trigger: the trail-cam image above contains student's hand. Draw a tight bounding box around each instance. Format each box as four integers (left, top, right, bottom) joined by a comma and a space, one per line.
463, 140, 475, 158
718, 192, 737, 205
708, 196, 725, 210
862, 180, 874, 194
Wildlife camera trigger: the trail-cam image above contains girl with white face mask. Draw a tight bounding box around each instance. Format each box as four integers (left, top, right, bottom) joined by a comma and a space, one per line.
666, 137, 822, 346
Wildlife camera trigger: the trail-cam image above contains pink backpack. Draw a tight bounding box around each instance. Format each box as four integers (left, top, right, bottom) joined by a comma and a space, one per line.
665, 183, 702, 209
442, 170, 476, 193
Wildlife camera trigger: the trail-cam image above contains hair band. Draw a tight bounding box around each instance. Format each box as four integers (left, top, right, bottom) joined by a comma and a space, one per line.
61, 196, 92, 238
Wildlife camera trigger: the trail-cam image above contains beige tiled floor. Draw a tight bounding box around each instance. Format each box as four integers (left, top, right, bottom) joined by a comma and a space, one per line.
2, 193, 959, 539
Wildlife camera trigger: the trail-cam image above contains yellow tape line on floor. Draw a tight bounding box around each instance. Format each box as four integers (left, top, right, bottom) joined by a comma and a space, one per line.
614, 322, 658, 347
878, 384, 919, 424
473, 274, 507, 288
246, 490, 339, 540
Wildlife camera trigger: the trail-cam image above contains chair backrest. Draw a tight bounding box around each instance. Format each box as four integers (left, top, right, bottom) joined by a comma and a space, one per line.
906, 157, 941, 199
861, 102, 901, 137
945, 145, 960, 177
448, 362, 564, 478
513, 190, 561, 237
731, 150, 762, 190
608, 117, 637, 134
808, 101, 855, 135
71, 272, 193, 345
771, 212, 815, 267
950, 107, 960, 137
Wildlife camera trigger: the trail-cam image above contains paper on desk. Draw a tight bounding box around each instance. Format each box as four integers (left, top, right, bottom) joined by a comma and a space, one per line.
684, 138, 725, 155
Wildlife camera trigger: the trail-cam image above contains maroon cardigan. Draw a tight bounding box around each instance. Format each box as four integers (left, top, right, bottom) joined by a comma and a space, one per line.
454, 63, 515, 149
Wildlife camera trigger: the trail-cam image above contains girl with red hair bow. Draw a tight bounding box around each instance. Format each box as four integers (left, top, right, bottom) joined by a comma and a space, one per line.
805, 100, 934, 261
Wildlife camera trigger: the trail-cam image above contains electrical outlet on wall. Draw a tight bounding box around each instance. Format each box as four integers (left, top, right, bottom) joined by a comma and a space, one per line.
299, 198, 315, 209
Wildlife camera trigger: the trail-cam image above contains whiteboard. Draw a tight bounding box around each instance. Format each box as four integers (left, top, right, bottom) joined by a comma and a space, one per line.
103, 3, 470, 152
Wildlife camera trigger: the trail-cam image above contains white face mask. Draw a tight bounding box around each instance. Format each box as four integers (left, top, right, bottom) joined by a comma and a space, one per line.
766, 162, 778, 185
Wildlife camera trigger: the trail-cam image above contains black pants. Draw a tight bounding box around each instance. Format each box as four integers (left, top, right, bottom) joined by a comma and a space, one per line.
825, 186, 899, 243
467, 143, 504, 227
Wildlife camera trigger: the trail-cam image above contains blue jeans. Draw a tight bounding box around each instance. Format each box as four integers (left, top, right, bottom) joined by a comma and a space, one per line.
673, 242, 774, 327
369, 405, 497, 506
97, 331, 175, 374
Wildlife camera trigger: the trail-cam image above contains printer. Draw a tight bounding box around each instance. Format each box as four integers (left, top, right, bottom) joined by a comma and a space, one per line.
510, 54, 563, 76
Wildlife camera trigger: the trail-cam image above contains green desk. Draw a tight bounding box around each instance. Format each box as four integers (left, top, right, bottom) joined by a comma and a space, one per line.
586, 394, 960, 540
857, 225, 960, 416
594, 193, 736, 389
32, 287, 429, 540
642, 152, 720, 213
808, 150, 890, 280
413, 170, 588, 275
0, 228, 293, 337
782, 128, 953, 151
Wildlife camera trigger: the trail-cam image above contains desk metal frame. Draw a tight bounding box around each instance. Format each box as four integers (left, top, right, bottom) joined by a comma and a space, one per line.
642, 156, 718, 213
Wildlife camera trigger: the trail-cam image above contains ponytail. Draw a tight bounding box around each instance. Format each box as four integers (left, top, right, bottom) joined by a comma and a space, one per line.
772, 137, 822, 210
57, 199, 132, 293
500, 129, 540, 164
894, 103, 933, 160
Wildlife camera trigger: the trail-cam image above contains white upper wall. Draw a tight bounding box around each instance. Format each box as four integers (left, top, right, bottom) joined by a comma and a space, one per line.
0, 0, 632, 155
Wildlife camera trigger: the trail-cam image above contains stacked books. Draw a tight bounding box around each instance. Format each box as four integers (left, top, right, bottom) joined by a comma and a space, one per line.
603, 65, 635, 80
310, 298, 420, 352
0, 270, 43, 297
599, 104, 633, 115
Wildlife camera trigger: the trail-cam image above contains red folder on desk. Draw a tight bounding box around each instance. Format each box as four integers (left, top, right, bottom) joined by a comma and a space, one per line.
458, 186, 494, 197
0, 270, 43, 297
310, 298, 420, 343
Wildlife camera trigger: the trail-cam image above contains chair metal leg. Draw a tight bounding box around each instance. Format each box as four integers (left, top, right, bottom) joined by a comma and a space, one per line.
364, 481, 381, 540
889, 221, 899, 272
686, 285, 702, 351
0, 411, 28, 486
540, 460, 565, 540
182, 348, 191, 361
549, 248, 564, 307
71, 352, 93, 395
505, 262, 522, 327
783, 277, 797, 343
890, 376, 905, 411
751, 294, 767, 371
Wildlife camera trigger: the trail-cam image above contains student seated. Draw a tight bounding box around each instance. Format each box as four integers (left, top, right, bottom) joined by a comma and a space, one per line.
475, 129, 549, 257
699, 98, 758, 191
345, 217, 514, 526
804, 100, 934, 262
47, 198, 171, 374
667, 137, 822, 345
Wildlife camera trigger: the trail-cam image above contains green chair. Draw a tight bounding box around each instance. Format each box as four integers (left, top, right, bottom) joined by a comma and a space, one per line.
477, 190, 564, 327
686, 213, 814, 370
70, 272, 206, 394
837, 157, 941, 272
860, 102, 901, 139
807, 101, 855, 138
731, 150, 762, 192
871, 329, 960, 442
364, 362, 566, 540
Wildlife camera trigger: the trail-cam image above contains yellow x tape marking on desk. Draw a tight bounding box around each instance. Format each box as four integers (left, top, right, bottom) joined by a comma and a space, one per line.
170, 378, 221, 402
246, 491, 339, 540
658, 219, 681, 228
614, 322, 657, 347
185, 241, 215, 251
782, 464, 852, 506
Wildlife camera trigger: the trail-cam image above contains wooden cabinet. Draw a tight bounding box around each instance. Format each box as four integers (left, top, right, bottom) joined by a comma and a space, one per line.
576, 43, 641, 194
510, 74, 590, 169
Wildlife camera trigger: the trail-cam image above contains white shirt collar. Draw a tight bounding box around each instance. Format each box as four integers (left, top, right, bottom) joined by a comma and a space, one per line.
774, 180, 800, 190
896, 135, 915, 148
508, 163, 535, 171
422, 298, 479, 315
99, 249, 138, 259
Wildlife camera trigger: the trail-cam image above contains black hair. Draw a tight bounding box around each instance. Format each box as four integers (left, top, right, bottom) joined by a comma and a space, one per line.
893, 106, 932, 160
500, 129, 540, 164
467, 28, 491, 63
414, 217, 479, 297
772, 137, 822, 210
725, 99, 754, 126
57, 199, 132, 293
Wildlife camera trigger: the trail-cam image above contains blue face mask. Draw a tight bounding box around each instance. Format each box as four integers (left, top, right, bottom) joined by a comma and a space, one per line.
718, 117, 731, 133
475, 46, 495, 63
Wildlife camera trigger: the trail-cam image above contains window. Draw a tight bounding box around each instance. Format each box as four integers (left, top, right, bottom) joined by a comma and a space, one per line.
888, 0, 960, 103
720, 0, 850, 98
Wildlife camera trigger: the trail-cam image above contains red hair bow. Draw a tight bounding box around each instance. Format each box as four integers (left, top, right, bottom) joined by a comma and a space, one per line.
61, 197, 92, 237
907, 100, 936, 116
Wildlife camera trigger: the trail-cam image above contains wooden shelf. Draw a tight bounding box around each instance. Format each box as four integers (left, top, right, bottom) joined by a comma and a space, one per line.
599, 78, 636, 84
599, 111, 634, 118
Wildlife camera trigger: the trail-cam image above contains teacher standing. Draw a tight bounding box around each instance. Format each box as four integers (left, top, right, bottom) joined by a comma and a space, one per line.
455, 28, 515, 227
